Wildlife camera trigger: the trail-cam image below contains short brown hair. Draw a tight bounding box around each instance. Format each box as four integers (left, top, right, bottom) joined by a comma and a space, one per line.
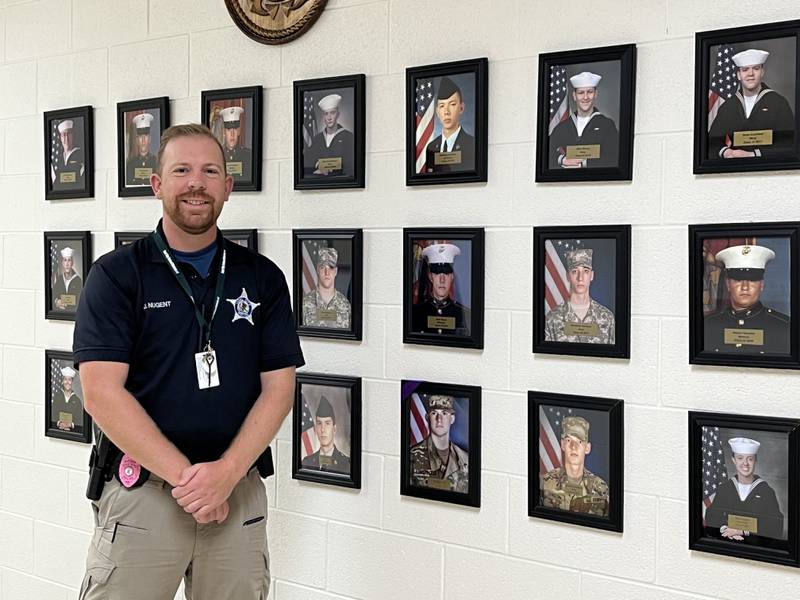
155, 123, 226, 175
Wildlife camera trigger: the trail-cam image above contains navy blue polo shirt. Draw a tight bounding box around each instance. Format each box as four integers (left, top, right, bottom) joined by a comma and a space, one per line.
73, 221, 305, 464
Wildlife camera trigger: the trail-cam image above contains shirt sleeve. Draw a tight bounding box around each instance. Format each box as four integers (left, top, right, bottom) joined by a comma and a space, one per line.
259, 265, 305, 373
72, 262, 137, 365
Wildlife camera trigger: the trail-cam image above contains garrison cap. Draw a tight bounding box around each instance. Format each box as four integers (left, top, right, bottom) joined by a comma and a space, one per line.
716, 244, 775, 281
437, 77, 462, 101
315, 395, 335, 421
561, 415, 590, 442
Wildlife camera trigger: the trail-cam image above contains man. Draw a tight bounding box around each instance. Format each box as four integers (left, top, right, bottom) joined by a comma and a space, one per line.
540, 415, 609, 516
220, 106, 252, 181
708, 49, 795, 160
300, 395, 350, 474
52, 366, 84, 433
73, 123, 304, 599
52, 246, 83, 312
706, 437, 784, 544
411, 243, 471, 336
549, 71, 619, 169
305, 93, 354, 177
544, 248, 615, 344
409, 395, 469, 493
51, 119, 85, 188
125, 112, 157, 186
302, 246, 351, 329
704, 244, 789, 354
424, 77, 475, 173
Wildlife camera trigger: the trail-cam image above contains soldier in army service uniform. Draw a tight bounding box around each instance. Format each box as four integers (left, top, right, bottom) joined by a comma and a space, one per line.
51, 366, 84, 433
52, 246, 83, 312
220, 106, 252, 181
544, 248, 615, 344
704, 244, 790, 355
541, 415, 609, 516
301, 395, 350, 474
411, 243, 471, 336
302, 246, 351, 329
409, 395, 469, 493
125, 112, 157, 186
424, 77, 476, 174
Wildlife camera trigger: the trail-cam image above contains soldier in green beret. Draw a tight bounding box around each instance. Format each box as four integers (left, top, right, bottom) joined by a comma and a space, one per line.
410, 395, 469, 493
302, 246, 351, 329
301, 395, 350, 474
540, 415, 609, 516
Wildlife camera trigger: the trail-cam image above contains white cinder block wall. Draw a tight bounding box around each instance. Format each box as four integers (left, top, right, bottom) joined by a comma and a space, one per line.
1, 1, 799, 598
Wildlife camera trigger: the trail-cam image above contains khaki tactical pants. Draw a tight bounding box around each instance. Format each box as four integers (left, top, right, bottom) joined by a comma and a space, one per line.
79, 469, 269, 600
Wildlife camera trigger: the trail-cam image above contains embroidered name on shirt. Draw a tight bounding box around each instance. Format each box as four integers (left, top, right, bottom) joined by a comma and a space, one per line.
143, 300, 172, 310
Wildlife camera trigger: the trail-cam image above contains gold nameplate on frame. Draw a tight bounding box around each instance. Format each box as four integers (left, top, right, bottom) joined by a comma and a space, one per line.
733, 129, 773, 147
317, 157, 342, 170
227, 161, 243, 176
319, 455, 333, 467
564, 322, 600, 337
434, 151, 462, 166
59, 411, 73, 424
566, 144, 601, 159
724, 328, 764, 346
424, 477, 452, 490
728, 514, 758, 534
317, 309, 338, 321
427, 316, 456, 330
60, 172, 77, 184
134, 167, 153, 180
60, 294, 76, 307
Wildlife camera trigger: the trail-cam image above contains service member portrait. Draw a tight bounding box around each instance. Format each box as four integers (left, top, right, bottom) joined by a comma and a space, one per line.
50, 244, 84, 314
300, 241, 352, 330
297, 385, 352, 476
302, 90, 355, 177
71, 123, 305, 598
50, 117, 86, 190
209, 101, 254, 182
50, 364, 85, 435
124, 111, 159, 187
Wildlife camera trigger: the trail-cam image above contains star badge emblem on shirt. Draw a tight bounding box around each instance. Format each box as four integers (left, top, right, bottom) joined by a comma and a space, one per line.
227, 287, 260, 325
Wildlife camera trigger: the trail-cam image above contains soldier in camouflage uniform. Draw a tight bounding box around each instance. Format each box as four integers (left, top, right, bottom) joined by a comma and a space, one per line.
409, 395, 469, 493
302, 246, 351, 329
540, 415, 609, 516
544, 248, 615, 344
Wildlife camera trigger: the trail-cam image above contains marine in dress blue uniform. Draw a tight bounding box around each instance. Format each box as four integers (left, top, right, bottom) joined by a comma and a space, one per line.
411, 243, 471, 336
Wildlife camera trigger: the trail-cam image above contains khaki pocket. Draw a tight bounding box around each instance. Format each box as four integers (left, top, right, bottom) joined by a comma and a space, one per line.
79, 546, 116, 599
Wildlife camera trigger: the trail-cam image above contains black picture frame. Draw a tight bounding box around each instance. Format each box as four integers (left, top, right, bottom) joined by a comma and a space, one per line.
403, 227, 485, 349
688, 410, 800, 567
689, 221, 800, 370
292, 229, 362, 341
114, 231, 149, 248
405, 57, 488, 186
44, 105, 94, 200
400, 379, 481, 508
44, 231, 92, 322
535, 44, 636, 182
201, 85, 263, 192
116, 96, 169, 197
694, 19, 800, 174
293, 74, 366, 190
223, 229, 258, 253
292, 372, 361, 489
528, 391, 623, 532
45, 350, 92, 444
532, 224, 631, 359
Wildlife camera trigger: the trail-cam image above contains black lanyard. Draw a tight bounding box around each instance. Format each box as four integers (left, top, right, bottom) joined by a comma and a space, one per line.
152, 229, 227, 352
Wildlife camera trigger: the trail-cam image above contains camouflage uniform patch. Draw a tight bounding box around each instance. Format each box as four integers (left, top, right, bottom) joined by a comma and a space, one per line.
302, 289, 351, 329
409, 436, 469, 493
544, 299, 616, 344
540, 466, 609, 516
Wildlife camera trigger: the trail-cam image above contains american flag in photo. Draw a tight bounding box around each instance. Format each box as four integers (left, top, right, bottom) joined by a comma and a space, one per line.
50, 120, 63, 180
301, 239, 327, 294
303, 94, 318, 147
543, 238, 583, 313
708, 44, 736, 130
50, 358, 66, 400
414, 78, 435, 174
701, 426, 728, 520
408, 392, 429, 445
548, 65, 569, 135
539, 405, 575, 474
299, 394, 320, 459
49, 241, 62, 287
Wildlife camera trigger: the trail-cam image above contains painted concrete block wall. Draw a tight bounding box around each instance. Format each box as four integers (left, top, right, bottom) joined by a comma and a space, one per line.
1, 1, 799, 598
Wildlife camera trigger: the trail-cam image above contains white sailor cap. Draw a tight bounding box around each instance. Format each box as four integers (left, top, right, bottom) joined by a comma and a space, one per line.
57, 120, 74, 134
132, 112, 154, 132
318, 94, 342, 112
60, 247, 74, 259
60, 366, 76, 378
221, 106, 245, 127
716, 244, 775, 281
728, 437, 760, 455
732, 49, 769, 68
569, 72, 602, 89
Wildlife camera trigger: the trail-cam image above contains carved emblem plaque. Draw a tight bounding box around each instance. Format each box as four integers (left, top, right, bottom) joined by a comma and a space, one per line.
225, 0, 328, 45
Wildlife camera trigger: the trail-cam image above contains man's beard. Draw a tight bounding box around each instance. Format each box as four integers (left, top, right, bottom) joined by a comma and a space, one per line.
164, 191, 220, 234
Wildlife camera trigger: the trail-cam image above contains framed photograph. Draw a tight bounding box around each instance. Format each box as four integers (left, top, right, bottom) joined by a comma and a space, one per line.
532, 225, 631, 358
400, 379, 480, 507
403, 228, 484, 349
535, 44, 636, 182
689, 222, 799, 369
528, 391, 623, 532
116, 96, 169, 197
405, 57, 488, 186
293, 229, 362, 340
114, 231, 149, 248
694, 19, 800, 174
689, 411, 800, 566
44, 106, 94, 200
44, 231, 92, 322
45, 350, 92, 443
223, 229, 258, 252
293, 74, 366, 190
292, 372, 361, 489
201, 86, 262, 191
